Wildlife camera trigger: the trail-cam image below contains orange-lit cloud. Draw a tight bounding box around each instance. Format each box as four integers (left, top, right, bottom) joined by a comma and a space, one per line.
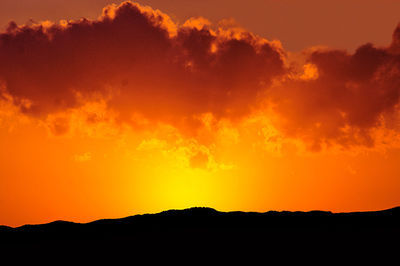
268, 30, 400, 151
0, 1, 284, 138
0, 1, 400, 153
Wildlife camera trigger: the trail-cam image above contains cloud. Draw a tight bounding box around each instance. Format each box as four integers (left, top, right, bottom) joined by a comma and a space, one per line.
48, 116, 70, 136
1, 1, 400, 152
0, 1, 284, 137
189, 151, 209, 169
73, 152, 92, 162
267, 28, 400, 150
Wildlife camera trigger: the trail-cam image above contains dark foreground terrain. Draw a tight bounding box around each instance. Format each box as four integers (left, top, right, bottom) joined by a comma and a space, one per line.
1, 207, 400, 257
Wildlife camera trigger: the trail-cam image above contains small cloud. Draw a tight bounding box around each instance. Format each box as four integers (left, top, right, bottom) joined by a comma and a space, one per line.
137, 138, 167, 151
189, 151, 209, 169
183, 16, 211, 30
73, 152, 92, 162
47, 116, 70, 136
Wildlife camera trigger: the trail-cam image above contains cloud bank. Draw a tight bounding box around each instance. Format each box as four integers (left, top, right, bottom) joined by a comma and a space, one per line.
0, 1, 399, 151
270, 31, 400, 150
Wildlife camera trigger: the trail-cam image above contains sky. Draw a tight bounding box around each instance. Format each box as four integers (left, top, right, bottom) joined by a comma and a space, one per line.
1, 1, 400, 226
2, 0, 400, 51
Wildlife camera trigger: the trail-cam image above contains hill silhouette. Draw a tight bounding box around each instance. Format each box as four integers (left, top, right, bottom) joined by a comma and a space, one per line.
1, 206, 400, 256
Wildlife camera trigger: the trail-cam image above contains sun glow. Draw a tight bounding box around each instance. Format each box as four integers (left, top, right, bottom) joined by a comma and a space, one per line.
148, 166, 219, 210
131, 135, 233, 211
1, 109, 400, 226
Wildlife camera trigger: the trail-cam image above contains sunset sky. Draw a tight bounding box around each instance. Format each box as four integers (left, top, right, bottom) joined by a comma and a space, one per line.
1, 1, 400, 227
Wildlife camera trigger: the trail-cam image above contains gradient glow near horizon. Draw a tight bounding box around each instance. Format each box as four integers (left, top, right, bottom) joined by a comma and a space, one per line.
1, 1, 400, 226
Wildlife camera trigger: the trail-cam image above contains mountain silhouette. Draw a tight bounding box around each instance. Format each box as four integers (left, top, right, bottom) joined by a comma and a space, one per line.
1, 206, 400, 256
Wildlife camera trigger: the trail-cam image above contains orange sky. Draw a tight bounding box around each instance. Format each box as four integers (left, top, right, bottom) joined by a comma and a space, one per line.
2, 0, 400, 51
1, 1, 400, 226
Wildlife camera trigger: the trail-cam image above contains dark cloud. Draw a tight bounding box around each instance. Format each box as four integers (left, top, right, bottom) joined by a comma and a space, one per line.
0, 1, 284, 136
268, 25, 400, 150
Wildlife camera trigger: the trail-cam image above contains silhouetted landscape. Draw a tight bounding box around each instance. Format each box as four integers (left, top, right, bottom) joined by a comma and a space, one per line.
1, 206, 400, 251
